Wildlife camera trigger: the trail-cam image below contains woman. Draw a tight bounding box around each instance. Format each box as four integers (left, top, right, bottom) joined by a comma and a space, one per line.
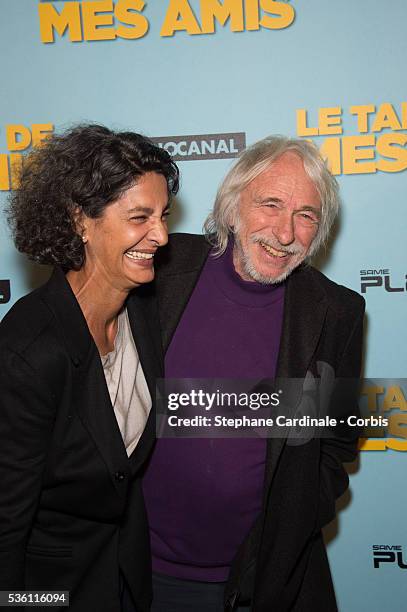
0, 124, 179, 611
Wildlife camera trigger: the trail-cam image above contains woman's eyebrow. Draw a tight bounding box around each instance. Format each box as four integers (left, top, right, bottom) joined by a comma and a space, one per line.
127, 206, 154, 214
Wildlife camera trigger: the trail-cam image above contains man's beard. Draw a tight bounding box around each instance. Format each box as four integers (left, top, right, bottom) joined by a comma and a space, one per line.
234, 233, 308, 285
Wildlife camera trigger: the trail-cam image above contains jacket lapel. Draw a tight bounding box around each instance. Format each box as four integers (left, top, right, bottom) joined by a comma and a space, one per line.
41, 268, 129, 494
72, 351, 130, 494
126, 288, 163, 472
155, 237, 211, 351
263, 265, 328, 492
156, 271, 204, 352
42, 269, 166, 481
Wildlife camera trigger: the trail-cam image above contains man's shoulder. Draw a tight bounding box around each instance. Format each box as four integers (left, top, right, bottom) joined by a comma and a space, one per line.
300, 265, 365, 315
155, 232, 211, 276
168, 232, 207, 248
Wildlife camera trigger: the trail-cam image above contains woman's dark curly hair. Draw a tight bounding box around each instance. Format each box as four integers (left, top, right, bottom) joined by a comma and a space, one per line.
7, 124, 179, 270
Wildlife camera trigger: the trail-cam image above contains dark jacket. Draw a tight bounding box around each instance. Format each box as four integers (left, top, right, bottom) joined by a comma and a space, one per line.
154, 234, 365, 612
0, 267, 162, 611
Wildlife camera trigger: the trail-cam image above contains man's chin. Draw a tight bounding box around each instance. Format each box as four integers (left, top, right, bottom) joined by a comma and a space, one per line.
244, 258, 301, 285
246, 268, 289, 285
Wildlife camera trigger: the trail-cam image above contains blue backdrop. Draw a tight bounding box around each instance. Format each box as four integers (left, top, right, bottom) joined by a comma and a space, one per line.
1, 2, 406, 609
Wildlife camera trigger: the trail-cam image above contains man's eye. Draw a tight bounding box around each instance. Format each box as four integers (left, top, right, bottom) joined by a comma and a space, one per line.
162, 210, 171, 220
299, 212, 318, 224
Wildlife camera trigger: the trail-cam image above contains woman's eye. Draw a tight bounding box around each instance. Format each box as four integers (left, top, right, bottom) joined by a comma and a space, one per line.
129, 216, 147, 223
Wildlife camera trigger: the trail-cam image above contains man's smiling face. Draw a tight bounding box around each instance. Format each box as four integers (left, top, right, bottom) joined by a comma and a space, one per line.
232, 152, 322, 284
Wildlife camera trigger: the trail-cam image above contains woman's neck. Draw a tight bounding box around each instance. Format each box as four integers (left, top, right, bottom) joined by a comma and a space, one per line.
66, 267, 129, 355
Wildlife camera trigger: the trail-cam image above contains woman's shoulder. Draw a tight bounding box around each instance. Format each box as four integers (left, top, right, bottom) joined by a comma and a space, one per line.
0, 280, 71, 387
0, 286, 51, 342
1, 286, 53, 346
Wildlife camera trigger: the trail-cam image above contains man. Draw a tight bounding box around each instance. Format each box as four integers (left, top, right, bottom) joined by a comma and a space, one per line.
142, 136, 365, 611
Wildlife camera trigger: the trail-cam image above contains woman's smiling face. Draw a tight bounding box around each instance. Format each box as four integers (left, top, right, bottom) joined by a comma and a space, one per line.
81, 171, 170, 291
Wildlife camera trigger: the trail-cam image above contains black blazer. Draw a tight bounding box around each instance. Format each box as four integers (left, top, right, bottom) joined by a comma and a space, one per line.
154, 234, 365, 612
0, 268, 162, 611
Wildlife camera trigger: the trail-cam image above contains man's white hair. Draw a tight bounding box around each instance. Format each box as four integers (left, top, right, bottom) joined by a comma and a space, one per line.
204, 135, 339, 257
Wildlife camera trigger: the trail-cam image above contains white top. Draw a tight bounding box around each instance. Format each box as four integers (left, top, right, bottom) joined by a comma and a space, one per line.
100, 308, 151, 457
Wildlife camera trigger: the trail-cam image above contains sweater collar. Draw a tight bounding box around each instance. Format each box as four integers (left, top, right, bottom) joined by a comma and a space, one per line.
207, 239, 285, 307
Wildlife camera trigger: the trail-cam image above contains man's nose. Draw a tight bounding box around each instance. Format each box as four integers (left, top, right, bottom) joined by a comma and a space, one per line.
273, 212, 295, 246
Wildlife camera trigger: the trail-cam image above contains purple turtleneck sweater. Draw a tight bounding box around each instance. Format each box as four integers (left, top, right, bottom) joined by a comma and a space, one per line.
142, 241, 285, 581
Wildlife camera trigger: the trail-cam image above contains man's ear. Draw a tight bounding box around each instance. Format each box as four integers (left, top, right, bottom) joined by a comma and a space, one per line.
72, 206, 88, 244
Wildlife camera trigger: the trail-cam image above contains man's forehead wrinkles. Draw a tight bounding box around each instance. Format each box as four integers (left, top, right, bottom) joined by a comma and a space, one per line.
257, 173, 298, 185
252, 182, 296, 199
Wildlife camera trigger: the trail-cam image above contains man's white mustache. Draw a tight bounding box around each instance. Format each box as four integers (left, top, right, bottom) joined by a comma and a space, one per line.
251, 235, 304, 256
